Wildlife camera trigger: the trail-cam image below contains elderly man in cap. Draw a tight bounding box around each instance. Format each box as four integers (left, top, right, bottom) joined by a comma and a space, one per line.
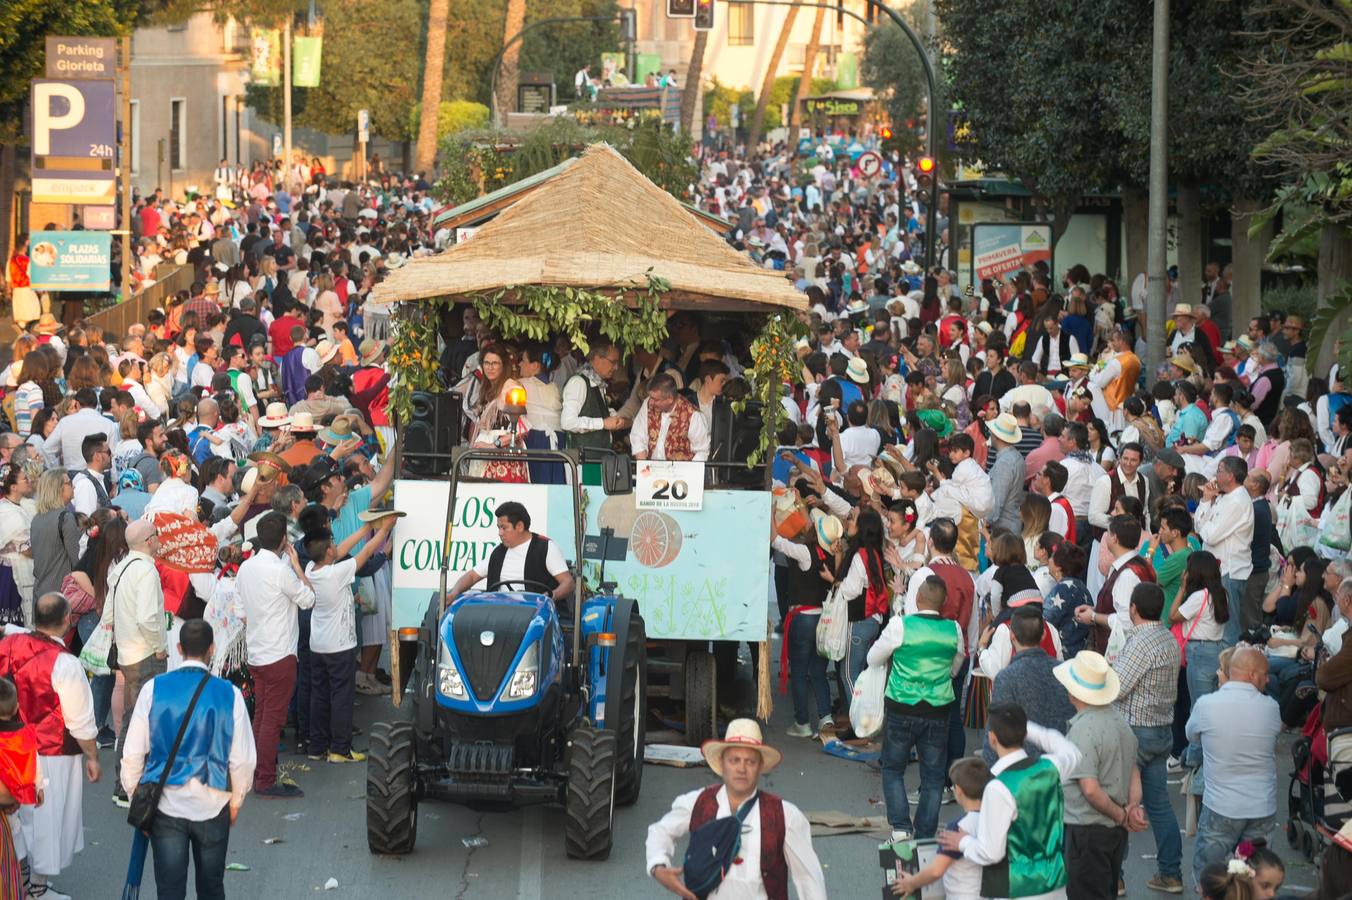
1168, 303, 1214, 362
1056, 651, 1146, 899
645, 719, 826, 899
987, 414, 1028, 536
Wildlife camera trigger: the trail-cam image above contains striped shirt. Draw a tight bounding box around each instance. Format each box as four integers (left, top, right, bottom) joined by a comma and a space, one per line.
1112, 621, 1179, 727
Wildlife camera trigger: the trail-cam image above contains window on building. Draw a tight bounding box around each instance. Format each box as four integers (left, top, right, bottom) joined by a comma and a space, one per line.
128, 100, 140, 176
728, 2, 754, 46
169, 98, 186, 170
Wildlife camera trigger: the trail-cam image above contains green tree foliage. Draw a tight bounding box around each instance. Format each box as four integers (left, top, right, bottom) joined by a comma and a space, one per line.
935, 0, 1137, 236
859, 20, 927, 133
409, 100, 491, 144
247, 0, 422, 140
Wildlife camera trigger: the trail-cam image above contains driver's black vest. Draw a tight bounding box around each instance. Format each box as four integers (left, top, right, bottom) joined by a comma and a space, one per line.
485, 534, 560, 593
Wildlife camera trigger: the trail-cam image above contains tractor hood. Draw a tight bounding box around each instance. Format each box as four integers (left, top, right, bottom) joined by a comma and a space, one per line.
437, 591, 559, 713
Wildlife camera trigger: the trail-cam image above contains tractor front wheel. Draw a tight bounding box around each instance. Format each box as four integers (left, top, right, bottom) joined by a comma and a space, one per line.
564, 726, 616, 860
366, 720, 418, 854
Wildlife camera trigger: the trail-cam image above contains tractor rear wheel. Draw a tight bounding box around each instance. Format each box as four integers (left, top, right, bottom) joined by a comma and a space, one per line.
615, 611, 647, 806
564, 726, 616, 860
366, 721, 418, 854
684, 648, 717, 747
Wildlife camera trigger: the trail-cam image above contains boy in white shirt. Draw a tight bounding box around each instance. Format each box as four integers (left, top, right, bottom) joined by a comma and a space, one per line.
890, 756, 989, 900
303, 515, 395, 763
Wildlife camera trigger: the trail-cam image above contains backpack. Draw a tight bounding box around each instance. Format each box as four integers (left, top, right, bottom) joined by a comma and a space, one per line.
683, 792, 760, 900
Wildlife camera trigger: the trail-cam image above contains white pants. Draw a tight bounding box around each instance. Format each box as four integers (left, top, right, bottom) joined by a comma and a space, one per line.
19, 754, 83, 876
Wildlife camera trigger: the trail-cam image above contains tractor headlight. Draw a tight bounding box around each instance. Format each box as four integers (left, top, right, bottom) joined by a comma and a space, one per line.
504, 642, 540, 700
437, 644, 467, 699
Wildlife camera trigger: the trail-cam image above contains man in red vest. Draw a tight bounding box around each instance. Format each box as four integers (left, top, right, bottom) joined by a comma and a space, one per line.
645, 719, 826, 899
0, 592, 101, 900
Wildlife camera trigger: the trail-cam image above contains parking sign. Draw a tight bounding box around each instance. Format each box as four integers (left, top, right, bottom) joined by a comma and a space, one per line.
30, 79, 116, 205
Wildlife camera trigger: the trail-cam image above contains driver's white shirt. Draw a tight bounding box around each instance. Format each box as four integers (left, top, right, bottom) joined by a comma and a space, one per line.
469, 536, 568, 590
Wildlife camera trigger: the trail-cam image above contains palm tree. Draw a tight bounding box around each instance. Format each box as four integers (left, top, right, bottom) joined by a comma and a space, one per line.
747, 4, 799, 149
680, 29, 709, 136
413, 0, 449, 175
790, 4, 827, 130
497, 0, 527, 118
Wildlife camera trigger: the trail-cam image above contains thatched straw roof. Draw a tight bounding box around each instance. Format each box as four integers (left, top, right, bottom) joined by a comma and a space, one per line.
373, 144, 806, 313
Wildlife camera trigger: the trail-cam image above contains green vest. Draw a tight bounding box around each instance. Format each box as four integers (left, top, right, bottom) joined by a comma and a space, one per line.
564, 373, 612, 453
884, 614, 958, 708
979, 757, 1067, 898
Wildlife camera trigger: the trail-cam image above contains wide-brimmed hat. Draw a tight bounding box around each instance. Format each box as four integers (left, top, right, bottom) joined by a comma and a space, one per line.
203, 282, 220, 296
1064, 352, 1091, 371
318, 416, 354, 446
289, 411, 317, 434
901, 261, 922, 275
314, 339, 339, 365
812, 510, 844, 553
1172, 303, 1195, 320
358, 338, 384, 366
1236, 335, 1255, 352
1170, 352, 1197, 375
36, 313, 61, 335
1054, 651, 1121, 705
845, 299, 868, 316
845, 357, 870, 384
988, 412, 1022, 445
976, 321, 993, 336
701, 718, 782, 776
258, 402, 291, 429
860, 466, 897, 498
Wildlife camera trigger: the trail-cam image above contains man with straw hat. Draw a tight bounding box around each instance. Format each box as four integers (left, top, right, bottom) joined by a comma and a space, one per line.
1056, 650, 1146, 899
645, 719, 825, 899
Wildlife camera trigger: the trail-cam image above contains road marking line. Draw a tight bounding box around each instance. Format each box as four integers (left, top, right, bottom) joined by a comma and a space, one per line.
518, 807, 543, 900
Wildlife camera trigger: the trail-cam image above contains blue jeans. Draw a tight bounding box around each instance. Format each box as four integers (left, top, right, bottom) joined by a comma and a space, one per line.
1132, 724, 1183, 879
843, 617, 882, 696
788, 612, 831, 727
290, 607, 312, 744
1192, 807, 1275, 887
946, 659, 969, 781
1186, 641, 1223, 712
880, 708, 949, 838
76, 611, 114, 735
149, 806, 231, 900
1220, 576, 1246, 647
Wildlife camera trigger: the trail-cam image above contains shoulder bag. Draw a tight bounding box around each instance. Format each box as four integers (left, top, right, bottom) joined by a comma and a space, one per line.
128, 670, 211, 833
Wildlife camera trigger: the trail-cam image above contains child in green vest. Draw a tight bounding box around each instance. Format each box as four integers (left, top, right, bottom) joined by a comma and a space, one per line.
937, 702, 1083, 900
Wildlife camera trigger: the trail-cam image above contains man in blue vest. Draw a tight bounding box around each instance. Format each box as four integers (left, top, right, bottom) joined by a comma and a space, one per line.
121, 619, 257, 900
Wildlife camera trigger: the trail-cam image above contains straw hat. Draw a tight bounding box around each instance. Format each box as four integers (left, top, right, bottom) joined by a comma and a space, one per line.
258, 402, 291, 429
1064, 352, 1091, 371
701, 718, 782, 776
1221, 340, 1237, 356
289, 411, 317, 434
314, 339, 339, 365
860, 466, 898, 498
812, 510, 844, 553
845, 298, 868, 316
241, 466, 262, 494
901, 260, 922, 275
846, 357, 870, 384
1235, 335, 1255, 352
36, 313, 61, 335
358, 338, 385, 366
988, 412, 1022, 445
1170, 352, 1197, 375
1172, 303, 1195, 320
1054, 651, 1121, 705
976, 321, 993, 336
318, 416, 354, 446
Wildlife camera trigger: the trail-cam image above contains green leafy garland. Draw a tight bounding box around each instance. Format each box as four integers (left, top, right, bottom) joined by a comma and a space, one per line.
471, 275, 670, 357
388, 302, 445, 425
735, 314, 808, 467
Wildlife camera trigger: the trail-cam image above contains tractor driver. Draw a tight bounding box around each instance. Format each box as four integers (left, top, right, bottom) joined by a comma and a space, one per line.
447, 501, 575, 607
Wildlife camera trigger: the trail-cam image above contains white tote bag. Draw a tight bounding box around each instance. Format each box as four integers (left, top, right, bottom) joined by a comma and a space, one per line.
816, 583, 850, 662
850, 663, 888, 739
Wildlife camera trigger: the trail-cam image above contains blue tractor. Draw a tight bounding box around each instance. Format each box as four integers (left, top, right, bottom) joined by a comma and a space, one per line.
365, 447, 646, 860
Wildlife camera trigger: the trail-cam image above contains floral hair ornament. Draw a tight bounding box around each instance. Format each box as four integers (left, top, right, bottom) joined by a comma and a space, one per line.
1226, 858, 1255, 878
1234, 841, 1256, 861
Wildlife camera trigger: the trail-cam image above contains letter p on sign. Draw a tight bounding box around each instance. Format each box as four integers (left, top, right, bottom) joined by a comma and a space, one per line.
34, 82, 85, 156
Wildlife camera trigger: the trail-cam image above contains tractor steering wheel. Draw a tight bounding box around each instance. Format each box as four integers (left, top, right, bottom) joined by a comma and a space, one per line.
486, 579, 556, 596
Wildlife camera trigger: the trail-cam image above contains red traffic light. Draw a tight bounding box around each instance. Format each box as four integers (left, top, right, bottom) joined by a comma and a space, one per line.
880, 126, 893, 140
694, 0, 715, 29
916, 156, 936, 174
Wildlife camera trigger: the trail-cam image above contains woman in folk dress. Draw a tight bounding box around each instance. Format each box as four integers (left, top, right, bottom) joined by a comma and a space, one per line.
468, 344, 529, 483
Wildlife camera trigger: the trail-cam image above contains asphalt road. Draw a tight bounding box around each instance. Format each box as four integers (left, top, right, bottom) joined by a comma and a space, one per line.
61, 650, 1317, 899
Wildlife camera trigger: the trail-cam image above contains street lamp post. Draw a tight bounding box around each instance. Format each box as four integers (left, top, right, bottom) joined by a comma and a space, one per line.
1145, 0, 1170, 377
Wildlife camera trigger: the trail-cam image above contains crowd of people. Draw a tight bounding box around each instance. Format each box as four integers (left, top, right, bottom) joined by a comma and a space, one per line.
0, 130, 1348, 900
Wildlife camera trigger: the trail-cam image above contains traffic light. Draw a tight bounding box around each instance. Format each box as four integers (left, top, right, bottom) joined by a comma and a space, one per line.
620, 8, 636, 42
667, 0, 695, 17
694, 0, 715, 30
880, 126, 893, 141
916, 156, 936, 175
